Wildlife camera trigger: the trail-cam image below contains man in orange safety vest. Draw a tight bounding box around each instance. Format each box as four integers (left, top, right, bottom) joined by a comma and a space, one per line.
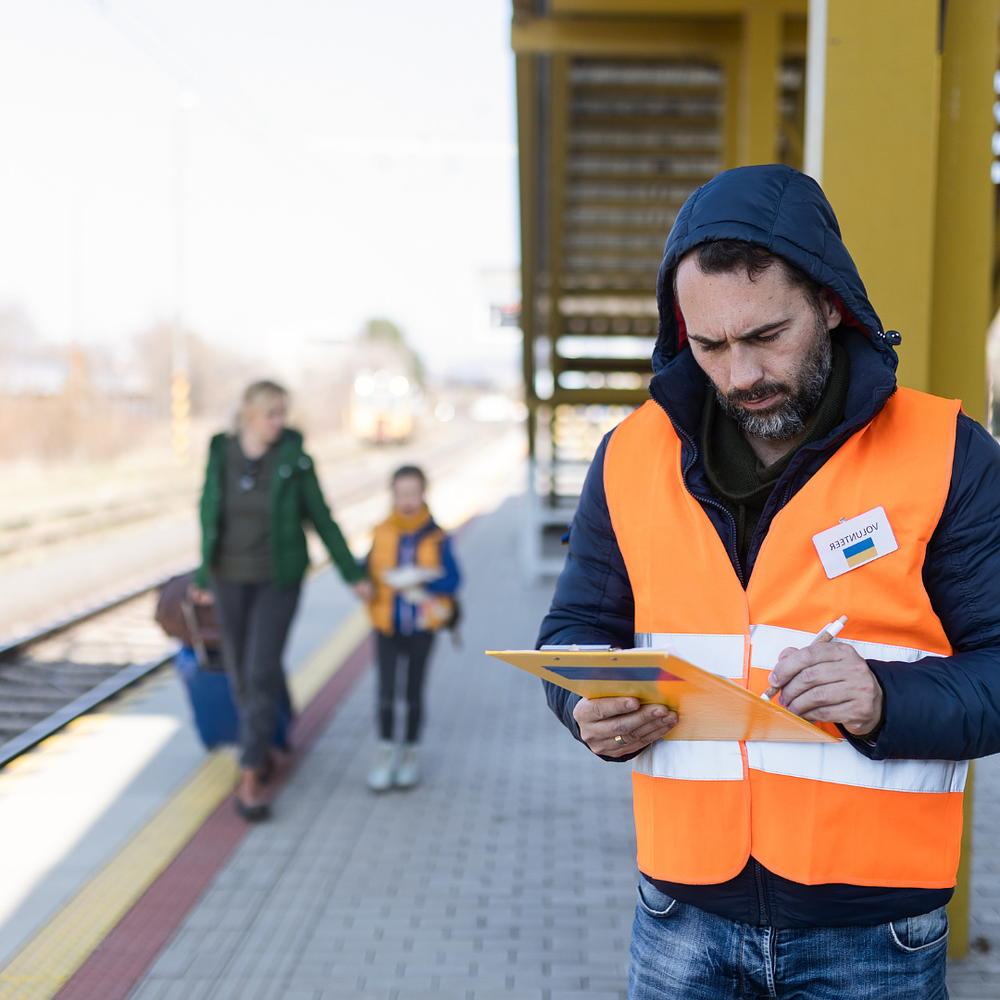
538, 165, 1000, 999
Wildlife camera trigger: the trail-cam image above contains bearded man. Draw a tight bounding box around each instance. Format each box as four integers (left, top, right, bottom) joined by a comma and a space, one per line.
538, 164, 1000, 999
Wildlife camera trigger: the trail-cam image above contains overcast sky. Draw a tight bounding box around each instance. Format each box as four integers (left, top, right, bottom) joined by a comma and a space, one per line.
0, 0, 519, 374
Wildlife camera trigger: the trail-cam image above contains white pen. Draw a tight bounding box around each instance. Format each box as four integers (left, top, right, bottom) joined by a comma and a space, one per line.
762, 615, 849, 701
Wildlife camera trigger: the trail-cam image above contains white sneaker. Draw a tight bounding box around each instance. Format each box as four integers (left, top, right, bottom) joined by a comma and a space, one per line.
367, 740, 397, 791
394, 743, 420, 788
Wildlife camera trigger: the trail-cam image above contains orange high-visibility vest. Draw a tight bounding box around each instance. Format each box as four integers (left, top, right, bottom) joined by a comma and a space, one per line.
603, 387, 966, 888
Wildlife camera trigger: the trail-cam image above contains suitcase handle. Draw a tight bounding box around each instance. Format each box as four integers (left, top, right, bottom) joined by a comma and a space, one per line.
181, 600, 211, 670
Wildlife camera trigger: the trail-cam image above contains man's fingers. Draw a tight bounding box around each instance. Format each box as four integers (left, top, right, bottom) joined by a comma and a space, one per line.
781, 675, 881, 734
778, 657, 873, 709
604, 703, 671, 734
603, 713, 679, 756
776, 664, 840, 706
783, 682, 852, 716
799, 701, 853, 723
769, 643, 860, 690
574, 696, 641, 725
573, 696, 678, 756
627, 709, 678, 743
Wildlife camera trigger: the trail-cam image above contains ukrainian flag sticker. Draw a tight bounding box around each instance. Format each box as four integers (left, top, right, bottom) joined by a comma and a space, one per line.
812, 506, 898, 580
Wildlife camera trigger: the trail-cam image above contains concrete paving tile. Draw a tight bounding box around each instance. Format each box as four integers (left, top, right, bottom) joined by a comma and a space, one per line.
157, 981, 216, 1000
126, 979, 170, 1000
360, 972, 435, 990
316, 992, 392, 1000
144, 946, 196, 978
434, 976, 510, 993
583, 977, 630, 993
550, 993, 624, 1000
392, 993, 468, 1000
185, 950, 237, 979
290, 972, 371, 990
470, 992, 544, 1000
206, 977, 280, 1000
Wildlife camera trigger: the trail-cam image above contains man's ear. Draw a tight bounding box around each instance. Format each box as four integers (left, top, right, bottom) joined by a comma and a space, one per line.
820, 290, 842, 331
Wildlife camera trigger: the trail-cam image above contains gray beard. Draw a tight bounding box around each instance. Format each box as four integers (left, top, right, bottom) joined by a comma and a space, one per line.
713, 330, 833, 441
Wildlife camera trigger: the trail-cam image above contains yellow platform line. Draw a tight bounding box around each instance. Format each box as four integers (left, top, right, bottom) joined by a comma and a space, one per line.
0, 607, 371, 1000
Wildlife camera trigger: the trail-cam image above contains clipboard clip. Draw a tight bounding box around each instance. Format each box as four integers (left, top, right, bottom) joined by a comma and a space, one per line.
539, 644, 622, 652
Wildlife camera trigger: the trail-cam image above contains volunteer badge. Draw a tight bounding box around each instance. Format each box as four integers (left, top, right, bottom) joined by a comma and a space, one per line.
811, 506, 898, 580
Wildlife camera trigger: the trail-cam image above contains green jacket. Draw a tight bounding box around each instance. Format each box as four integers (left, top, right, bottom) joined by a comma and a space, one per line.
195, 428, 365, 589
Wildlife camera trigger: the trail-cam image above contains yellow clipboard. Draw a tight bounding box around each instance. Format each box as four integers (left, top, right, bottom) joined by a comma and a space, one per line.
486, 648, 838, 743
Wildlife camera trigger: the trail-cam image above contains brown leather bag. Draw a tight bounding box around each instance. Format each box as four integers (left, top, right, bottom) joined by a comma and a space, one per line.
155, 571, 221, 667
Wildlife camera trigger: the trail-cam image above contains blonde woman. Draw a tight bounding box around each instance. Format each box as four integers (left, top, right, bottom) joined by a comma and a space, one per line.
191, 380, 371, 820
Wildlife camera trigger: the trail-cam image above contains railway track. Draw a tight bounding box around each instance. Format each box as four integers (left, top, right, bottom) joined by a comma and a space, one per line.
0, 584, 176, 768
0, 420, 523, 770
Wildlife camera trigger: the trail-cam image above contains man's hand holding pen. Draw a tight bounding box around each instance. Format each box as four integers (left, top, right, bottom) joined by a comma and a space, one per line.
769, 643, 884, 738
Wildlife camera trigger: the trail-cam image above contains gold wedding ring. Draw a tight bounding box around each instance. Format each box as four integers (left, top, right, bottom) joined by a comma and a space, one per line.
614, 735, 627, 747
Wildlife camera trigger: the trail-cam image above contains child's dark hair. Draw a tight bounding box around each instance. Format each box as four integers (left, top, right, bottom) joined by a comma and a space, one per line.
392, 465, 426, 488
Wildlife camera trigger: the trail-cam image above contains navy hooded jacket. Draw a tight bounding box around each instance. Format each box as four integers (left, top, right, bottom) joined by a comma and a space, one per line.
538, 165, 1000, 928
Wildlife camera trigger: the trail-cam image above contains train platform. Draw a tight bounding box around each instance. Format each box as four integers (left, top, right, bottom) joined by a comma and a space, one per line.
0, 488, 998, 999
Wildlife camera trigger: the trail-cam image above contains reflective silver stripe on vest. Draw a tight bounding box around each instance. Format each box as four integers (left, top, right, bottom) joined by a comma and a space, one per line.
633, 624, 968, 795
745, 741, 967, 793
633, 738, 744, 781
633, 632, 743, 679
748, 623, 941, 673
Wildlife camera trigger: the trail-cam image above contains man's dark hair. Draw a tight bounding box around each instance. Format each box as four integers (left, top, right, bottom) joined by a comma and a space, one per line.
392, 464, 426, 487
684, 240, 826, 317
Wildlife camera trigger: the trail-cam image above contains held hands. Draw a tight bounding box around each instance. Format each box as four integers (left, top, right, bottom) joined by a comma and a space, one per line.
769, 642, 884, 737
573, 697, 678, 758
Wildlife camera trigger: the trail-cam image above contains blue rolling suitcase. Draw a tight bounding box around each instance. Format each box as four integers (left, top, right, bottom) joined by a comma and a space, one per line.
173, 646, 293, 750
173, 646, 240, 747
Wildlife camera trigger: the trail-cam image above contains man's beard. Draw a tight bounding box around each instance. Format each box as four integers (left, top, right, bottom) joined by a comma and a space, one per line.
713, 325, 833, 441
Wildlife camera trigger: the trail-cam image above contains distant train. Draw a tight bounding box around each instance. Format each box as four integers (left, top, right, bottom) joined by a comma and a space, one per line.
349, 369, 417, 444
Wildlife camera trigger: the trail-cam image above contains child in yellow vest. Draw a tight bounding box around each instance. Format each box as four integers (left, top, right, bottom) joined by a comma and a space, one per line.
365, 465, 460, 790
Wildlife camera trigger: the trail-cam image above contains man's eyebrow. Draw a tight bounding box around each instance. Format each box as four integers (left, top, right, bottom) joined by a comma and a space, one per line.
686, 319, 790, 345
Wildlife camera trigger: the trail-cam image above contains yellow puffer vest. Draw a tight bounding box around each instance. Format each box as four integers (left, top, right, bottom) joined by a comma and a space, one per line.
367, 510, 455, 635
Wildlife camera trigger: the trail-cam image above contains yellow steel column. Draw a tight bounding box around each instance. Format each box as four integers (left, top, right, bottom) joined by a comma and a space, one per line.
821, 1, 941, 391
738, 0, 782, 165
929, 0, 996, 421
931, 5, 996, 959
819, 0, 997, 962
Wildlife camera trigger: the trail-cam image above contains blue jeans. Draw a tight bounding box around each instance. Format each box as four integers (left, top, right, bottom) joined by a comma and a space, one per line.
630, 881, 949, 1000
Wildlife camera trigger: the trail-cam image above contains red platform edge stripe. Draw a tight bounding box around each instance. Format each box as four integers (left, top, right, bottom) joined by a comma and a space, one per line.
54, 631, 374, 1000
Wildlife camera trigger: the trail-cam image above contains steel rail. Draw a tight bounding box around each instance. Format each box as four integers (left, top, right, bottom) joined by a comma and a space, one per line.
0, 569, 189, 662
0, 651, 177, 769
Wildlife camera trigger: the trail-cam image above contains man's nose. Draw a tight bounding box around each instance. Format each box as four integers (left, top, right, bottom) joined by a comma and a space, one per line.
728, 345, 763, 391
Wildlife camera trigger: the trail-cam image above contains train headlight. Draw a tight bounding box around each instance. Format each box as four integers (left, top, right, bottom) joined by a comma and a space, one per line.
389, 376, 410, 396
354, 375, 375, 396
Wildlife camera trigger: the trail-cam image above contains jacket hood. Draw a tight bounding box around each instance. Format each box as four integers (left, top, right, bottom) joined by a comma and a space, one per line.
653, 164, 898, 374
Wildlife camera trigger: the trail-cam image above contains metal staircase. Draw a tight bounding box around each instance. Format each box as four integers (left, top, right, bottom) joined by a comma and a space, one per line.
520, 55, 728, 575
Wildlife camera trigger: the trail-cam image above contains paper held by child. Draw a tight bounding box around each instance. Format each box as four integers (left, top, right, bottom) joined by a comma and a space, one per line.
486, 647, 839, 743
381, 566, 444, 590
